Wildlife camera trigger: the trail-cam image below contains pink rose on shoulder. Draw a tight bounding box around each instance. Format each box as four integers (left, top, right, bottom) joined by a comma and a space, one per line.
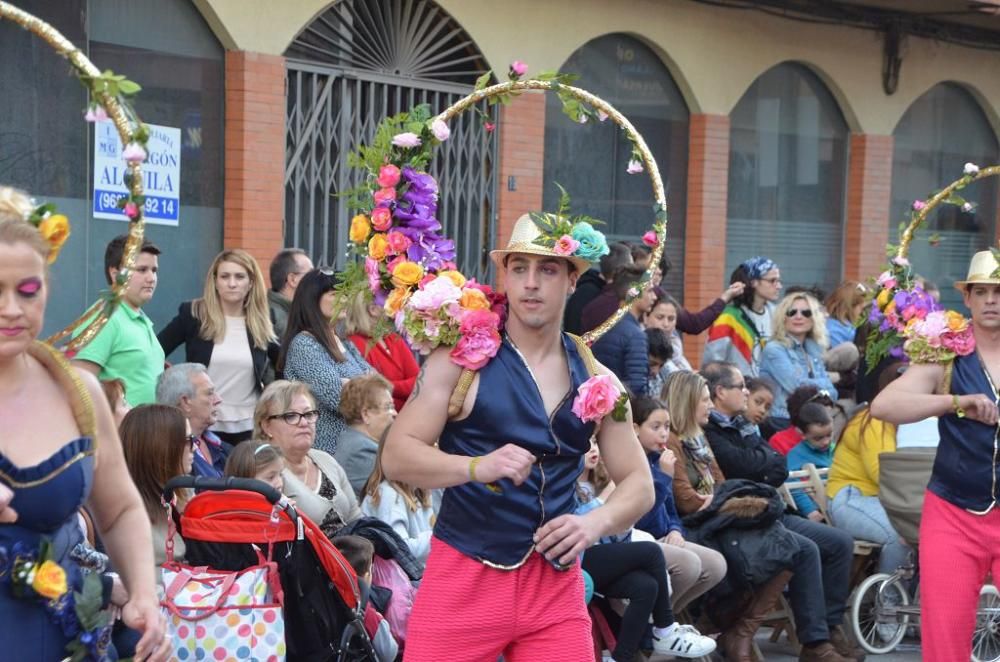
373, 187, 396, 207
553, 234, 580, 256
642, 231, 659, 247
377, 164, 401, 188
946, 327, 976, 356
571, 374, 622, 423
450, 310, 502, 370
371, 206, 393, 231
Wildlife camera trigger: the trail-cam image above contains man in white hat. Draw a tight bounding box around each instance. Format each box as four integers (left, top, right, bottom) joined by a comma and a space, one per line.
872, 248, 1000, 661
382, 213, 687, 660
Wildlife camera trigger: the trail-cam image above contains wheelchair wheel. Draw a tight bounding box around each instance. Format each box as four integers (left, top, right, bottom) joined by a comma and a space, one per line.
848, 572, 910, 655
972, 584, 1000, 662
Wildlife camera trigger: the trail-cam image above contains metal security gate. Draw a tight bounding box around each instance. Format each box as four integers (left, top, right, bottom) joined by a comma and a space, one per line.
283, 0, 498, 282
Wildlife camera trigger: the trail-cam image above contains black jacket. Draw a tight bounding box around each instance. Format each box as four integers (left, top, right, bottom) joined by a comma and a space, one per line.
157, 301, 277, 393
704, 411, 789, 488
337, 517, 423, 581
563, 269, 605, 335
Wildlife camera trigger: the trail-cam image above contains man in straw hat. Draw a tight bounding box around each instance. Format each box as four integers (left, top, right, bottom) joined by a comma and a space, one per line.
872, 248, 1000, 661
383, 213, 712, 660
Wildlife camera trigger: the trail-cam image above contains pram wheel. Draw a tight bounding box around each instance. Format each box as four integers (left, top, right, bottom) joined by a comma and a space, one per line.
849, 572, 910, 654
973, 584, 1000, 662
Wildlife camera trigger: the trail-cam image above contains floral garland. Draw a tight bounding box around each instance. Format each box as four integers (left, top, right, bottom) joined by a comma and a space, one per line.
862, 163, 980, 369
0, 540, 111, 661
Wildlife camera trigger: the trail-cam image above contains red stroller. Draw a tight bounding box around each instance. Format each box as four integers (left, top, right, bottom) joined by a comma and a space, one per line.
162, 476, 379, 661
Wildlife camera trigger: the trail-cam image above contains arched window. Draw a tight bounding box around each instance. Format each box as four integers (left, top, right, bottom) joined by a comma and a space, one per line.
727, 63, 848, 296
542, 34, 689, 297
891, 83, 999, 311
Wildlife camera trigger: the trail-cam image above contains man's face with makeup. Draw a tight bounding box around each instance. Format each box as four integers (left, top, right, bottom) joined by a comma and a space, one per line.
0, 240, 47, 359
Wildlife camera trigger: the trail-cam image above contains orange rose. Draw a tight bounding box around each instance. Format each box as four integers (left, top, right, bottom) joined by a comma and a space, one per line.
876, 288, 892, 309
392, 260, 424, 288
38, 214, 70, 264
349, 214, 371, 244
459, 287, 489, 311
386, 287, 412, 316
368, 233, 389, 261
946, 311, 967, 331
437, 270, 466, 288
31, 560, 68, 600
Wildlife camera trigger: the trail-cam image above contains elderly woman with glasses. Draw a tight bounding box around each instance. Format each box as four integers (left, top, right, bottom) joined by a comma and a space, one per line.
254, 380, 362, 533
759, 293, 837, 435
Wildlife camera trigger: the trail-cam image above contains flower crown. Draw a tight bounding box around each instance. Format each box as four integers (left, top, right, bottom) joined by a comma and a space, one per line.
528, 184, 610, 262
26, 202, 71, 265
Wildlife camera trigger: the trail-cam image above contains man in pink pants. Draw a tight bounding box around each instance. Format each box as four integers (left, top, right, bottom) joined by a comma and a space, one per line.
872, 249, 1000, 661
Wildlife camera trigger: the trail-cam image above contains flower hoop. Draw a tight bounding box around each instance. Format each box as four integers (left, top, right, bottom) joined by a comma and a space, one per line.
0, 2, 150, 354
863, 163, 1000, 378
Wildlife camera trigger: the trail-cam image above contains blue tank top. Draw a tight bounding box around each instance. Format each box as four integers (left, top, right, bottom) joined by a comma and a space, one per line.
931, 352, 1000, 512
434, 334, 597, 566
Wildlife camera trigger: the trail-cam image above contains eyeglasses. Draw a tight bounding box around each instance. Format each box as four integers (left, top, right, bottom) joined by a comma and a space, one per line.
268, 409, 320, 425
760, 277, 782, 284
722, 382, 748, 391
785, 308, 813, 318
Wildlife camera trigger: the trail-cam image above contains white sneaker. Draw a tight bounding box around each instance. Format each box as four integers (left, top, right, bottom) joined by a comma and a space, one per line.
653, 624, 717, 658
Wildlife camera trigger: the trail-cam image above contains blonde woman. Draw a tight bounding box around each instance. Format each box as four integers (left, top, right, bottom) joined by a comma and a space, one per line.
159, 249, 277, 443
759, 293, 837, 433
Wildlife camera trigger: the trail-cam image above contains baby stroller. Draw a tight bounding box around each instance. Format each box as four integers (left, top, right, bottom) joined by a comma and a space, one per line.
163, 476, 379, 662
846, 448, 1000, 660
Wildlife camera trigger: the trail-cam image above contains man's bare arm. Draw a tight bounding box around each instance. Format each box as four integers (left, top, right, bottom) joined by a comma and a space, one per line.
871, 362, 997, 425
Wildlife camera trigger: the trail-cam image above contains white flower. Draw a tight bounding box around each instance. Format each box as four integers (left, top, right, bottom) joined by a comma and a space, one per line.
430, 119, 450, 142
392, 132, 422, 148
964, 162, 980, 175
626, 160, 643, 175
891, 256, 910, 267
962, 202, 975, 213
597, 110, 609, 122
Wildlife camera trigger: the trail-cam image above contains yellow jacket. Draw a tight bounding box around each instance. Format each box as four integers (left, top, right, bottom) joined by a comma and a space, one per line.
828, 410, 897, 499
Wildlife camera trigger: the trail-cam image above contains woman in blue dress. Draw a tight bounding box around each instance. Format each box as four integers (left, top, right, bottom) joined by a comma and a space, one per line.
0, 187, 168, 661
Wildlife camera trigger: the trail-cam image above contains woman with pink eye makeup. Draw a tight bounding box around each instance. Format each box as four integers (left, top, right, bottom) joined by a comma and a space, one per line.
0, 186, 168, 661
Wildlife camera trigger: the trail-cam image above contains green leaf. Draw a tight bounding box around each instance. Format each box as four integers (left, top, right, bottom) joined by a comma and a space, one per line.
118, 79, 142, 96
474, 72, 492, 91
611, 393, 629, 422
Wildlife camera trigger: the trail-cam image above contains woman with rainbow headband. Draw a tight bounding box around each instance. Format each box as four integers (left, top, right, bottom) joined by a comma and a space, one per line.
702, 256, 783, 376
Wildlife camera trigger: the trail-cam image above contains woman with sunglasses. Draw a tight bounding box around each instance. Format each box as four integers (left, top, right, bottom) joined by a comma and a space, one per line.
759, 293, 837, 434
254, 380, 362, 533
277, 269, 373, 455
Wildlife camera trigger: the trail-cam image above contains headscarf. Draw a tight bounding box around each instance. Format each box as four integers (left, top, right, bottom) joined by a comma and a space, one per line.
741, 256, 777, 281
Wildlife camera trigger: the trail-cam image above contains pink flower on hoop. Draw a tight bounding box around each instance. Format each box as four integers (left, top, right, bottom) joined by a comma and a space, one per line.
123, 201, 140, 219
510, 60, 528, 77
571, 374, 623, 424
553, 235, 580, 256
626, 160, 643, 175
431, 119, 451, 141
912, 200, 927, 212
83, 106, 108, 123
122, 143, 147, 164
642, 231, 659, 247
450, 309, 502, 370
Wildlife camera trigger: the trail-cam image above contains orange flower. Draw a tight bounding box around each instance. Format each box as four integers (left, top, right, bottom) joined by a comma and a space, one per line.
368, 233, 389, 261
38, 214, 70, 264
459, 287, 490, 311
31, 560, 68, 600
349, 214, 371, 244
437, 270, 466, 288
386, 287, 412, 316
946, 311, 967, 331
876, 288, 892, 309
391, 260, 424, 288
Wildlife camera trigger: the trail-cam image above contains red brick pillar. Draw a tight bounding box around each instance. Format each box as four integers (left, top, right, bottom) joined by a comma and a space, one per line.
224, 51, 286, 284
844, 134, 894, 282
494, 92, 546, 288
682, 114, 731, 367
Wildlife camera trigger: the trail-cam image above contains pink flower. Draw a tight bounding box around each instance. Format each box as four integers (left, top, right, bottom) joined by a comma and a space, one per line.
431, 119, 450, 141
122, 143, 147, 163
510, 60, 528, 77
891, 256, 910, 267
642, 231, 658, 247
450, 310, 502, 370
947, 327, 976, 355
386, 231, 412, 255
597, 110, 609, 122
571, 374, 622, 423
373, 187, 396, 207
484, 121, 496, 133
83, 106, 108, 123
386, 254, 406, 274
418, 274, 437, 289
377, 164, 401, 188
626, 160, 643, 175
408, 276, 462, 311
912, 200, 927, 212
876, 271, 897, 289
371, 206, 392, 231
553, 234, 581, 256
365, 257, 382, 291
392, 132, 422, 148
124, 201, 139, 219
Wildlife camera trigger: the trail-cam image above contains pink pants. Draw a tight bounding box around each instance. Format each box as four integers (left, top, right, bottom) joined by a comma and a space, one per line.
403, 537, 594, 662
920, 490, 1000, 661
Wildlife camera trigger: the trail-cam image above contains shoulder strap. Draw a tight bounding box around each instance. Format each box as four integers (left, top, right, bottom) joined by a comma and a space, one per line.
28, 341, 97, 443
567, 333, 598, 377
447, 368, 476, 418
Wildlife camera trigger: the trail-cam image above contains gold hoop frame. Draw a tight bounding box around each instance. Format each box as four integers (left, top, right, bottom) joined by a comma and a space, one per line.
0, 2, 147, 353
436, 79, 668, 344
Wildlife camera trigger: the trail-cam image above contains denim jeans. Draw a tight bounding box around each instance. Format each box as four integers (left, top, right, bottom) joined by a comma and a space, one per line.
829, 485, 910, 574
782, 514, 854, 645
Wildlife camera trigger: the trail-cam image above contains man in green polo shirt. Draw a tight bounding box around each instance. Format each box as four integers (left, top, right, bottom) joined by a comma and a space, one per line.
73, 235, 165, 405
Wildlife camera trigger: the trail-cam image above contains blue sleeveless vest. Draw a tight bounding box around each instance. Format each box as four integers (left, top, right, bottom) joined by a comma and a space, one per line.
433, 334, 597, 566
931, 353, 1000, 512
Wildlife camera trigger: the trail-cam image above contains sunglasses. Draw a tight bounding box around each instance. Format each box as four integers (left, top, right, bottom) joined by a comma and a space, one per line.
807, 389, 832, 403
785, 308, 813, 318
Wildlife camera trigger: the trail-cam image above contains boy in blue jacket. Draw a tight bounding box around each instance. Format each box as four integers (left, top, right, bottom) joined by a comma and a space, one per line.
785, 402, 835, 520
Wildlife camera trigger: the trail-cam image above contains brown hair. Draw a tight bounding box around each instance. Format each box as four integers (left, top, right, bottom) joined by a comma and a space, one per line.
662, 370, 708, 439
120, 404, 190, 519
332, 535, 375, 576
339, 373, 392, 425
363, 426, 432, 512
253, 380, 317, 439
99, 378, 126, 411
224, 440, 285, 480
0, 186, 49, 260
825, 280, 868, 325
191, 249, 275, 348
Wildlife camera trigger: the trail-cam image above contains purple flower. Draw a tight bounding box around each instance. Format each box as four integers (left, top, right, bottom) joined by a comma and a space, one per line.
407, 233, 456, 271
